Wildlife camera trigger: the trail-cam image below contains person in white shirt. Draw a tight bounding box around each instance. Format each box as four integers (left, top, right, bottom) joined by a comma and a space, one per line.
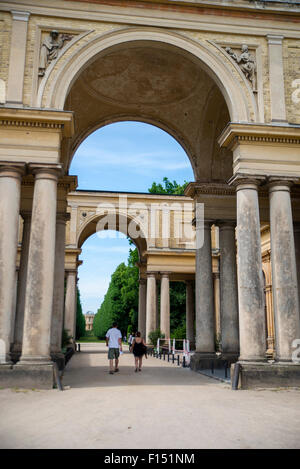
105, 322, 122, 374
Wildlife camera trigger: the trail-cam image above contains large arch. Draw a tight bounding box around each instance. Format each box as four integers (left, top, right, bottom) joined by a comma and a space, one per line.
41, 28, 253, 123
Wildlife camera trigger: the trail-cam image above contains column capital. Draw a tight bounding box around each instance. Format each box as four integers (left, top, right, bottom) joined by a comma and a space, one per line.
266, 34, 284, 45
57, 212, 71, 224
146, 271, 157, 278
0, 163, 25, 179
217, 220, 236, 230
160, 271, 171, 278
28, 163, 63, 181
228, 173, 266, 191
20, 210, 32, 222
11, 10, 30, 21
268, 176, 298, 193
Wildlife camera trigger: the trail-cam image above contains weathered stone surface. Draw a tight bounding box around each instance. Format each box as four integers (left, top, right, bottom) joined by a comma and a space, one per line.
0, 364, 54, 390
232, 362, 300, 390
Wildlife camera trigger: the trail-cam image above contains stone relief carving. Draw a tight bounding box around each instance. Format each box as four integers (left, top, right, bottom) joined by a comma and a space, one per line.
38, 30, 73, 77
225, 44, 256, 90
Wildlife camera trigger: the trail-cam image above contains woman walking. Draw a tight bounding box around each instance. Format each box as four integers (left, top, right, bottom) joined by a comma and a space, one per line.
130, 332, 147, 372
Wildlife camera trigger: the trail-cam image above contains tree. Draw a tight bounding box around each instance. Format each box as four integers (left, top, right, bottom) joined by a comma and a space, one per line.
76, 288, 86, 339
148, 177, 188, 195
93, 248, 139, 339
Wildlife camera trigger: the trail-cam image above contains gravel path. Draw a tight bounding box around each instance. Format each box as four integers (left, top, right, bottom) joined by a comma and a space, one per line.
0, 343, 299, 449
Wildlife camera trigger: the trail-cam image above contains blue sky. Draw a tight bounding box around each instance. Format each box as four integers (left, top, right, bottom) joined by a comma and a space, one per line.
70, 122, 194, 314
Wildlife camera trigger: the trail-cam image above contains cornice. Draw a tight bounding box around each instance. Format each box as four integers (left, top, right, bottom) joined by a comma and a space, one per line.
1, 1, 300, 38
219, 123, 300, 149
184, 181, 235, 198
0, 108, 74, 137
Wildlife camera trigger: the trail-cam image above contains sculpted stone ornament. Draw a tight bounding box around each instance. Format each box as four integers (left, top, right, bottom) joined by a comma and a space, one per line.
225, 44, 256, 90
38, 30, 73, 77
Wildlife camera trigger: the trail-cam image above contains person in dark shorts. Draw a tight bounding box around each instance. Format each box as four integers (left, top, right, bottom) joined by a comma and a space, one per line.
130, 331, 147, 372
105, 322, 122, 374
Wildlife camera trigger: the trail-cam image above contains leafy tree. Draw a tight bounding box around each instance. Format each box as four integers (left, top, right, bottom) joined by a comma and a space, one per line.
148, 177, 188, 195
76, 288, 86, 340
93, 248, 139, 339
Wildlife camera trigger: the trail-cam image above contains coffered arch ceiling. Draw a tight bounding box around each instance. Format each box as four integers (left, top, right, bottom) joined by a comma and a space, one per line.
63, 40, 231, 182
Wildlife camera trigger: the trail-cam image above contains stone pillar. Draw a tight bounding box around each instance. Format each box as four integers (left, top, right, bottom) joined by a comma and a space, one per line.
19, 165, 61, 365
156, 280, 160, 330
195, 220, 215, 355
294, 223, 300, 315
219, 222, 239, 356
234, 176, 266, 362
269, 179, 300, 362
12, 212, 31, 358
51, 213, 68, 363
0, 164, 24, 363
160, 273, 170, 339
7, 11, 30, 105
186, 280, 195, 350
64, 270, 77, 340
213, 272, 221, 344
138, 278, 147, 340
146, 272, 157, 343
267, 35, 286, 122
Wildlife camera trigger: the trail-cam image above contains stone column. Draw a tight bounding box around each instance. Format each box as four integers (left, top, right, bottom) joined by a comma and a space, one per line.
160, 272, 170, 339
234, 176, 266, 362
51, 213, 68, 363
186, 280, 195, 350
269, 179, 300, 362
195, 220, 215, 355
64, 270, 77, 340
19, 165, 61, 365
138, 278, 147, 340
213, 272, 221, 344
146, 272, 157, 343
12, 212, 31, 358
219, 222, 239, 356
156, 280, 160, 330
0, 164, 24, 363
294, 223, 300, 314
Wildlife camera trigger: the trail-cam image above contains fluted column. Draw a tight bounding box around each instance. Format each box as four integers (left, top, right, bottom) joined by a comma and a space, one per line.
186, 280, 195, 350
19, 165, 61, 365
219, 222, 239, 356
64, 270, 77, 339
138, 278, 147, 339
51, 213, 68, 359
0, 164, 24, 363
146, 272, 157, 342
269, 178, 300, 362
195, 220, 215, 354
233, 176, 266, 362
160, 272, 170, 339
12, 212, 31, 358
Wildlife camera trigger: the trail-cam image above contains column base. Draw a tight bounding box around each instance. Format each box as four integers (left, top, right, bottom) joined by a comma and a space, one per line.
231, 361, 300, 390
0, 363, 54, 389
17, 355, 52, 366
190, 352, 235, 371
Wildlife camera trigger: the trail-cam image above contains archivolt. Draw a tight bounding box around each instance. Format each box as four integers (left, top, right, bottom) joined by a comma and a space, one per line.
39, 27, 255, 122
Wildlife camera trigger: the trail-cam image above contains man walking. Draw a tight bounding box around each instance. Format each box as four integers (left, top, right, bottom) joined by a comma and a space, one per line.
106, 322, 122, 374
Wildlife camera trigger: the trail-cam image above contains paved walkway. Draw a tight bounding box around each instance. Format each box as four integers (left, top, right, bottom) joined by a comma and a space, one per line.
0, 343, 300, 449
